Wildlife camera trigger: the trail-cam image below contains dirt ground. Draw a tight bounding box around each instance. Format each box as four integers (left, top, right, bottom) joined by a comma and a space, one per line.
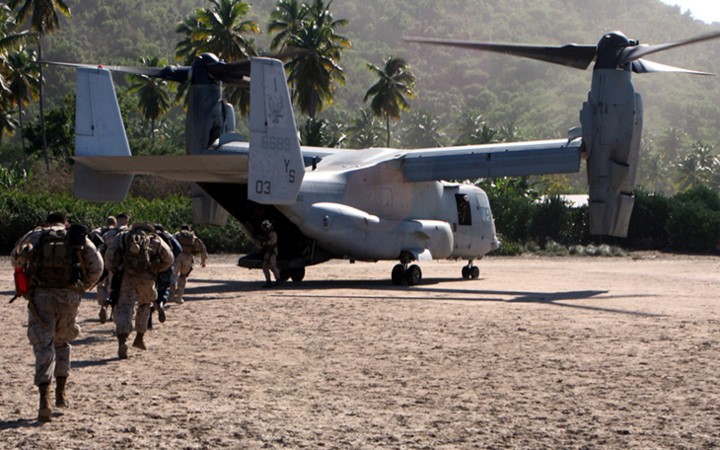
1, 252, 719, 449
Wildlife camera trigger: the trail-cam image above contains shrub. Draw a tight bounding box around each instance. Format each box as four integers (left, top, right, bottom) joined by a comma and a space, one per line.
666, 186, 720, 252
627, 189, 671, 249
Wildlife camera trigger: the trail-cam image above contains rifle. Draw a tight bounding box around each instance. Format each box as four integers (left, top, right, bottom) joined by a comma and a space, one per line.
108, 269, 124, 307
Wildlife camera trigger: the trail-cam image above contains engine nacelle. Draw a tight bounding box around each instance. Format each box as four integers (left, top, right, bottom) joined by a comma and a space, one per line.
580, 68, 642, 237
300, 202, 453, 261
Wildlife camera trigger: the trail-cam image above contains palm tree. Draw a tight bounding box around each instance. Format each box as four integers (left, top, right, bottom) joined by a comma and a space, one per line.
674, 142, 719, 192
658, 126, 689, 165
345, 109, 383, 148
402, 111, 446, 148
127, 57, 174, 140
0, 101, 19, 147
268, 0, 305, 52
285, 0, 349, 118
364, 56, 416, 147
0, 4, 29, 93
5, 46, 39, 170
195, 0, 259, 60
8, 0, 70, 171
299, 116, 344, 147
454, 113, 498, 146
175, 0, 259, 115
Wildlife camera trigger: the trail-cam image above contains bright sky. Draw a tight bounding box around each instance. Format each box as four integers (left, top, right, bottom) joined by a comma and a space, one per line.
658, 0, 720, 24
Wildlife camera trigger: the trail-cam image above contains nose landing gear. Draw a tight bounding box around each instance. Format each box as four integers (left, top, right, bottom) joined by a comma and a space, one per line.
461, 260, 480, 279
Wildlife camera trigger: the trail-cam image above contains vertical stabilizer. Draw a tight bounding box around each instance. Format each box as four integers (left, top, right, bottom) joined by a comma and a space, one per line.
74, 67, 133, 201
248, 57, 304, 204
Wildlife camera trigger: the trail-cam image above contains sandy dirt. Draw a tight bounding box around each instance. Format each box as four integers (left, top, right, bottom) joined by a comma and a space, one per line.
1, 252, 719, 449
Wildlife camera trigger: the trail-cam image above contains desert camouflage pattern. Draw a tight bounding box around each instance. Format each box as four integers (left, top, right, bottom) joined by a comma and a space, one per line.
11, 227, 103, 385
104, 230, 173, 335
170, 233, 207, 303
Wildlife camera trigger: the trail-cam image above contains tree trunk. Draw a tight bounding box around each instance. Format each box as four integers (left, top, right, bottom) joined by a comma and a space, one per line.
309, 90, 318, 118
38, 41, 49, 172
18, 104, 29, 172
385, 113, 391, 147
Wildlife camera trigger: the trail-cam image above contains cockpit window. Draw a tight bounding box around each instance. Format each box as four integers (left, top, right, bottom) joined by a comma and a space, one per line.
481, 206, 492, 222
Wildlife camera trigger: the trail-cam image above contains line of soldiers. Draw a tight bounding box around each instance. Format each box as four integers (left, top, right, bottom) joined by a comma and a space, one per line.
10, 212, 207, 422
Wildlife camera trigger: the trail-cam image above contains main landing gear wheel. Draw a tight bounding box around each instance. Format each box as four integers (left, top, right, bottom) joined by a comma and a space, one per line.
406, 264, 422, 285
391, 264, 406, 285
280, 267, 306, 282
391, 263, 423, 286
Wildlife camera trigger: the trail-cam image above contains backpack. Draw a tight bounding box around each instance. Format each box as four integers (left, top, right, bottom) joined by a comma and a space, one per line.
159, 231, 182, 258
90, 226, 113, 255
27, 226, 85, 289
177, 230, 195, 254
122, 227, 155, 275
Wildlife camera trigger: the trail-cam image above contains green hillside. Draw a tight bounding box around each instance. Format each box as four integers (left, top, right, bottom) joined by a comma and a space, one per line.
44, 0, 720, 140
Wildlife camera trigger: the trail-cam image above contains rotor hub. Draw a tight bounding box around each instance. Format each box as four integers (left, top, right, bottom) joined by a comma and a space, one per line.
595, 31, 638, 70
191, 53, 222, 85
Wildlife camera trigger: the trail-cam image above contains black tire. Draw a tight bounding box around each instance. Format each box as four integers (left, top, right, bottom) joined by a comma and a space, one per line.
279, 269, 291, 282
406, 264, 422, 286
461, 266, 471, 279
391, 264, 406, 285
290, 267, 305, 282
470, 266, 480, 279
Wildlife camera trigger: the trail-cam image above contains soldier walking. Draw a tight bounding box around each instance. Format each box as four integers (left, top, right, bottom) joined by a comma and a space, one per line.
149, 223, 181, 327
89, 215, 116, 322
98, 212, 130, 323
104, 222, 173, 359
170, 225, 207, 304
260, 220, 280, 287
11, 212, 103, 422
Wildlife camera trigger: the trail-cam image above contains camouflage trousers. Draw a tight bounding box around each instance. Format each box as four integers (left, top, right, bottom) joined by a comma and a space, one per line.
170, 253, 193, 302
96, 276, 110, 306
26, 288, 82, 386
114, 275, 157, 336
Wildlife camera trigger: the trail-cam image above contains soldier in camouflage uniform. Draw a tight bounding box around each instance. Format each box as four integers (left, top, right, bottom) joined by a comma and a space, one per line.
98, 213, 130, 323
89, 215, 116, 322
11, 212, 103, 423
259, 220, 280, 287
170, 225, 208, 304
104, 222, 173, 359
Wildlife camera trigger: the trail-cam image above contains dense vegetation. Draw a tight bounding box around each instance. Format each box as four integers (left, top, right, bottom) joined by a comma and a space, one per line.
1, 0, 719, 254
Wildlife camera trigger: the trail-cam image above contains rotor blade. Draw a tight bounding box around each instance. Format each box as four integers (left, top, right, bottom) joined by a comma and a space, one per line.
42, 60, 190, 82
619, 30, 720, 64
632, 58, 715, 75
205, 48, 307, 85
405, 36, 598, 70
206, 60, 252, 84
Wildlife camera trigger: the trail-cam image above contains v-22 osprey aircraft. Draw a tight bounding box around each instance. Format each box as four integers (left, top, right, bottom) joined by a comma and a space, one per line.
63, 30, 720, 285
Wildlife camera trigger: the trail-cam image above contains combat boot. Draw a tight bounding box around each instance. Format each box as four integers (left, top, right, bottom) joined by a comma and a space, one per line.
38, 383, 52, 422
156, 301, 166, 323
132, 332, 147, 350
118, 333, 129, 360
55, 376, 69, 408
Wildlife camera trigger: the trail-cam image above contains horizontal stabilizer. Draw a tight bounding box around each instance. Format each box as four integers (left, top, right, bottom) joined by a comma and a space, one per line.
73, 154, 249, 182
74, 67, 132, 201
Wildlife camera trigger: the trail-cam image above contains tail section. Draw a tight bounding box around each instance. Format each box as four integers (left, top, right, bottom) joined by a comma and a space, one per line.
248, 58, 304, 205
74, 67, 133, 201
